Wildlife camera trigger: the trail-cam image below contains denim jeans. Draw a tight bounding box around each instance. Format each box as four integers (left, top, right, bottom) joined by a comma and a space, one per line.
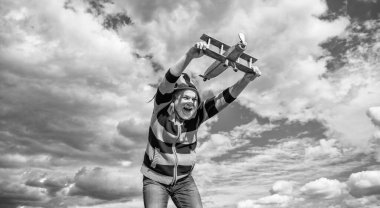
143, 175, 203, 208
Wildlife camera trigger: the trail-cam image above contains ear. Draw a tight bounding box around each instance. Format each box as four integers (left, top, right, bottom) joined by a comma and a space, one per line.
168, 102, 175, 114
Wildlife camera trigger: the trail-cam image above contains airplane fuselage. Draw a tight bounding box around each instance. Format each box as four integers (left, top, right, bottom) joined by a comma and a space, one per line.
202, 43, 246, 81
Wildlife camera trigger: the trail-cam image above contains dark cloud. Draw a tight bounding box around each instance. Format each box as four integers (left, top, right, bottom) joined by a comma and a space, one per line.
322, 0, 380, 21
347, 0, 380, 21
63, 0, 77, 12
25, 175, 71, 196
320, 20, 379, 74
320, 0, 347, 21
84, 0, 114, 16
319, 0, 380, 74
0, 181, 46, 208
117, 118, 148, 144
103, 12, 133, 31
133, 52, 165, 72
0, 68, 127, 166
115, 0, 186, 22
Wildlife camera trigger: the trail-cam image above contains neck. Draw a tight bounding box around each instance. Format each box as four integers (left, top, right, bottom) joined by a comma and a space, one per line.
174, 109, 184, 124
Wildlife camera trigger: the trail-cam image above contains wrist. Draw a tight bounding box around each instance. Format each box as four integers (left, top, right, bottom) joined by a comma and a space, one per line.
185, 49, 196, 60
241, 76, 252, 84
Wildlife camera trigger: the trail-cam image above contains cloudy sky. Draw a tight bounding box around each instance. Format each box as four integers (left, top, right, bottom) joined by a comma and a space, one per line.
0, 0, 380, 207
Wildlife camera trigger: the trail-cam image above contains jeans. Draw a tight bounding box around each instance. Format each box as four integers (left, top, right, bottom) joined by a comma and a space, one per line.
143, 175, 203, 208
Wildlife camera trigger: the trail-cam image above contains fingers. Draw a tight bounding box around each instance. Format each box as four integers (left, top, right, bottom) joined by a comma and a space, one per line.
252, 66, 262, 77
243, 66, 261, 82
195, 41, 208, 50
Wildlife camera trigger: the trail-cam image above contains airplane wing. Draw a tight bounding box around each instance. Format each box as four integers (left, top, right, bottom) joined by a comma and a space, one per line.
235, 62, 255, 74
200, 34, 232, 63
239, 52, 258, 63
200, 34, 230, 51
199, 34, 259, 79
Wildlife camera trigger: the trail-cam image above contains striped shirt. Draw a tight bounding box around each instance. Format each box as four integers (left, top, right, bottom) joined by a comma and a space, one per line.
141, 70, 236, 185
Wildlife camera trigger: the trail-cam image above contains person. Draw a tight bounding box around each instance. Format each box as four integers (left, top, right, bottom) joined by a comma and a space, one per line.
141, 41, 261, 208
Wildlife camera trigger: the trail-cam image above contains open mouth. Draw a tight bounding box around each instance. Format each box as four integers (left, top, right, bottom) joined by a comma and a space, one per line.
183, 106, 193, 113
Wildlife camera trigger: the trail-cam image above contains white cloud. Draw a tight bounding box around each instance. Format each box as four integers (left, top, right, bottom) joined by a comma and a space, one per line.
270, 180, 296, 195
68, 167, 141, 200
197, 133, 232, 159
197, 119, 277, 160
300, 178, 347, 199
304, 139, 342, 160
367, 107, 380, 127
237, 194, 294, 208
344, 195, 380, 208
347, 171, 380, 198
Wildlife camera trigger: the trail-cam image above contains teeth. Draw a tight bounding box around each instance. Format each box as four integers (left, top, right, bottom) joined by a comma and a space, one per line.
183, 107, 192, 111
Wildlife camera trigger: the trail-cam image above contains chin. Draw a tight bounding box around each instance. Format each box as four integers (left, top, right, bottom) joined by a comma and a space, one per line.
179, 112, 196, 120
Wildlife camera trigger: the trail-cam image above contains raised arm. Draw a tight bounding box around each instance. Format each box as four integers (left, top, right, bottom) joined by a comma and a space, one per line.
154, 42, 208, 109
169, 42, 208, 77
199, 66, 261, 123
229, 66, 261, 98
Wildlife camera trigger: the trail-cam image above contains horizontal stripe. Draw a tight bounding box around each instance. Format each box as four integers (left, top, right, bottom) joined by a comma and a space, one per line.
141, 164, 173, 185
156, 90, 173, 105
177, 165, 194, 176
149, 129, 197, 154
141, 164, 190, 185
204, 97, 218, 118
166, 70, 179, 83
223, 88, 236, 103
149, 128, 173, 153
214, 92, 227, 111
151, 118, 198, 144
146, 144, 196, 166
154, 164, 174, 176
176, 142, 197, 153
151, 118, 178, 144
144, 153, 173, 176
143, 153, 193, 178
183, 111, 202, 131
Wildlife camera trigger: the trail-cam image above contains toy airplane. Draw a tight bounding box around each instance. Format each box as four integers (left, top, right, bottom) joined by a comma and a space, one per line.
199, 33, 258, 81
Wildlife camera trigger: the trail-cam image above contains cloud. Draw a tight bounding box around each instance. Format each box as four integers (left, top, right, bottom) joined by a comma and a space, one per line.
1, 0, 379, 207
116, 118, 149, 143
197, 133, 233, 159
25, 174, 71, 196
344, 195, 380, 208
197, 119, 277, 160
347, 170, 380, 198
237, 194, 294, 208
367, 107, 380, 127
68, 167, 141, 200
0, 180, 47, 207
304, 139, 342, 160
300, 178, 347, 199
270, 180, 296, 195
0, 0, 156, 167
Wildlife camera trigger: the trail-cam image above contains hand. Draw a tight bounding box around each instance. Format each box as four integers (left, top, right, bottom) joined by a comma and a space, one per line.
243, 66, 261, 82
187, 42, 208, 59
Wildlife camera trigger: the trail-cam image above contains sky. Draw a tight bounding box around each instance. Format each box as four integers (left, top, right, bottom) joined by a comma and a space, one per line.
0, 0, 379, 207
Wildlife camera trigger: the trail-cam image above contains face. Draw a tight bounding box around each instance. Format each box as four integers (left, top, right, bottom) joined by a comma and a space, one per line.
173, 90, 198, 120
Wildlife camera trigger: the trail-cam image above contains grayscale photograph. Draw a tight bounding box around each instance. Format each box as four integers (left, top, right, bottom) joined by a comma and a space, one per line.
0, 0, 379, 207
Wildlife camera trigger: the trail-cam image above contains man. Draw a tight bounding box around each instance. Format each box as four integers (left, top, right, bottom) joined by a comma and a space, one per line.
141, 42, 261, 208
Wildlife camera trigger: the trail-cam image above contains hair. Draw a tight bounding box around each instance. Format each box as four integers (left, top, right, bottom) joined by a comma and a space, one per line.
172, 88, 199, 102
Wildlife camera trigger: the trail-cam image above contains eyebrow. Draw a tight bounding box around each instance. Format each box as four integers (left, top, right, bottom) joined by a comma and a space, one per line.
183, 95, 197, 99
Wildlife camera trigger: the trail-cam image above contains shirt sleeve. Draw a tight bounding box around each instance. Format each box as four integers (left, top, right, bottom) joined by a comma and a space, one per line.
198, 88, 236, 124
154, 69, 180, 111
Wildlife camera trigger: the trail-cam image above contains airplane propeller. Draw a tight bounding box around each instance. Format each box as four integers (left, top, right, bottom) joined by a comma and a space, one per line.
238, 33, 247, 47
